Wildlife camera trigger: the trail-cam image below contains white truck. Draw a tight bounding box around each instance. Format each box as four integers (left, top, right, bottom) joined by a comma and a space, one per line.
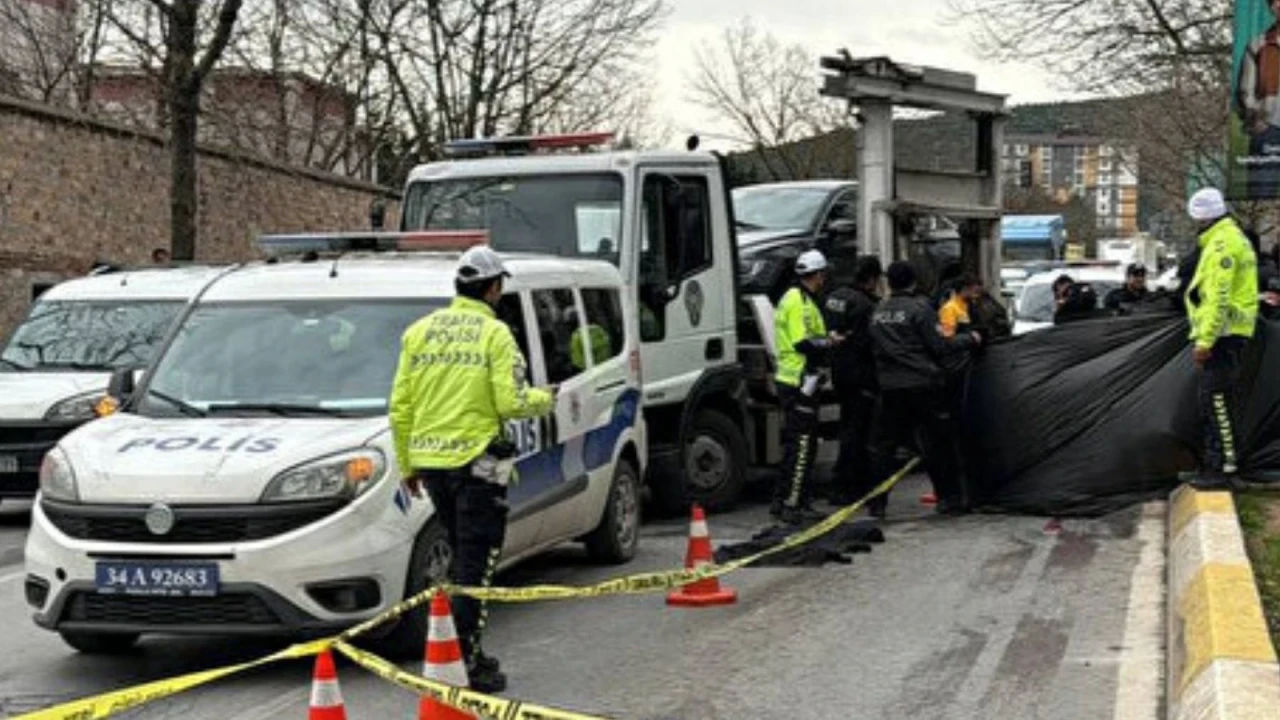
1098, 235, 1160, 271
396, 133, 846, 513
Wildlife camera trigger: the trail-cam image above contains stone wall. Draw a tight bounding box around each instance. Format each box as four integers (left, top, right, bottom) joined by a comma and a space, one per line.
0, 93, 400, 335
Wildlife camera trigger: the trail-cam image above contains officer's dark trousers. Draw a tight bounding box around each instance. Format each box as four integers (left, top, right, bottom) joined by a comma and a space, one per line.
832, 388, 876, 503
869, 386, 963, 512
423, 468, 508, 663
1198, 337, 1247, 473
776, 383, 819, 510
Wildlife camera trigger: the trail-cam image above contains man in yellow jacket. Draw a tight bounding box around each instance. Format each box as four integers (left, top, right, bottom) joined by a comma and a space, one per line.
773, 250, 842, 524
389, 245, 556, 692
1185, 188, 1259, 486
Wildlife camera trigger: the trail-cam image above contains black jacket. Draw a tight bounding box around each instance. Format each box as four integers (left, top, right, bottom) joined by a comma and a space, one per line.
870, 291, 974, 391
823, 285, 879, 393
1103, 286, 1150, 311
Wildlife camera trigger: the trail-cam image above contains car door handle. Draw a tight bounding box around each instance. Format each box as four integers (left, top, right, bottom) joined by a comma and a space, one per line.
594, 380, 626, 394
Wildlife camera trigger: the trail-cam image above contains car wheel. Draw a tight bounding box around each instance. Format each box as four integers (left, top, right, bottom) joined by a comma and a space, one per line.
369, 519, 451, 660
584, 458, 641, 564
651, 409, 748, 514
59, 631, 139, 655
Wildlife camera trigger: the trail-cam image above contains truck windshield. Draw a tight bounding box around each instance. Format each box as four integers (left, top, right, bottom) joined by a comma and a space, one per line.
0, 300, 183, 372
731, 186, 830, 232
401, 174, 624, 264
137, 299, 444, 418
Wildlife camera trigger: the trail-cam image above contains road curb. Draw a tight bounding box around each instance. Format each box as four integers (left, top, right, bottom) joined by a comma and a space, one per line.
1166, 484, 1280, 719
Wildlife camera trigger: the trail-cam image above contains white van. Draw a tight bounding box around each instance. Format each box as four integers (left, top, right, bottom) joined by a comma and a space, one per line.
24, 234, 645, 657
0, 267, 228, 501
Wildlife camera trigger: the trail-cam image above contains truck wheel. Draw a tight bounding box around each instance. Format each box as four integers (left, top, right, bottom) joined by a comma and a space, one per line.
653, 409, 747, 514
370, 519, 452, 660
59, 631, 139, 655
584, 458, 641, 564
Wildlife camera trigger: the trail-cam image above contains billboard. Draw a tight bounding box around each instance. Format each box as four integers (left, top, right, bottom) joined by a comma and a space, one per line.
1230, 0, 1280, 199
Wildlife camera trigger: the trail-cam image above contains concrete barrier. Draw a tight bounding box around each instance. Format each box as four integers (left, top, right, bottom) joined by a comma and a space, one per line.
1167, 485, 1280, 719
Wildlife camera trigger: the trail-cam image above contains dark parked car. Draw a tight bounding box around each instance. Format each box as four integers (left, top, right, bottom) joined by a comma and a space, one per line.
733, 180, 858, 302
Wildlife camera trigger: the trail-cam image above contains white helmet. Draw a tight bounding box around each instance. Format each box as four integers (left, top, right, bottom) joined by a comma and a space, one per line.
795, 249, 828, 276
1187, 188, 1227, 221
456, 245, 510, 282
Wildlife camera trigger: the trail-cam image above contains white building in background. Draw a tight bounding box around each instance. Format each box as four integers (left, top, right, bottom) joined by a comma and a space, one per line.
0, 0, 77, 102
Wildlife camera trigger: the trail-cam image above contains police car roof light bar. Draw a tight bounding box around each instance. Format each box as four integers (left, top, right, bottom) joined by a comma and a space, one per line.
256, 231, 491, 258
442, 132, 615, 158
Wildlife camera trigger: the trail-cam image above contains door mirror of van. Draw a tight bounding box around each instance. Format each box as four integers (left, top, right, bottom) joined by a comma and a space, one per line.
106, 367, 141, 402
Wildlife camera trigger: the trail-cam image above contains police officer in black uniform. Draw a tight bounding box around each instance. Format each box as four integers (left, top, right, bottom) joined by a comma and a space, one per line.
823, 257, 883, 505
866, 261, 978, 517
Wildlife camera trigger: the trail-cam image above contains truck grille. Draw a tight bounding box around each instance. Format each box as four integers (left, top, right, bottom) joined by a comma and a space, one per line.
43, 500, 344, 543
64, 592, 280, 625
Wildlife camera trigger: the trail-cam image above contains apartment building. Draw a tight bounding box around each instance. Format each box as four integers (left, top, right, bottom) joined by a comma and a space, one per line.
1002, 134, 1140, 236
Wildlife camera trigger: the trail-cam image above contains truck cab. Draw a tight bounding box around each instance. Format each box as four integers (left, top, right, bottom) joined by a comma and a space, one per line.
400, 133, 756, 511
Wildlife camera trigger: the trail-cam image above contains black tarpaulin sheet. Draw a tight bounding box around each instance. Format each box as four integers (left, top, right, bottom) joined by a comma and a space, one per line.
961, 308, 1280, 516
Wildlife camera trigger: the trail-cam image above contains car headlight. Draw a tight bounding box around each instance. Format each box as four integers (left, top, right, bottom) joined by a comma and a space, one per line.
40, 446, 78, 502
43, 391, 106, 423
261, 448, 386, 503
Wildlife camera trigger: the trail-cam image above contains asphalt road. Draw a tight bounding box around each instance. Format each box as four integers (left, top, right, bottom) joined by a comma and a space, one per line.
0, 469, 1167, 720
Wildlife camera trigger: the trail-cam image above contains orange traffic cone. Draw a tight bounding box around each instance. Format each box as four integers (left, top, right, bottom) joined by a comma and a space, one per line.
667, 504, 737, 607
418, 591, 476, 720
308, 649, 347, 720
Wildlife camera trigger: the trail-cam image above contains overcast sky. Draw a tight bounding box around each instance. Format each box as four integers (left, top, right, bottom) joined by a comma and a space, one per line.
652, 0, 1079, 148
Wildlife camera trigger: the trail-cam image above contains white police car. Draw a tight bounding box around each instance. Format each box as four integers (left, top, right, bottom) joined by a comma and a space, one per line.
0, 266, 228, 501
24, 233, 645, 656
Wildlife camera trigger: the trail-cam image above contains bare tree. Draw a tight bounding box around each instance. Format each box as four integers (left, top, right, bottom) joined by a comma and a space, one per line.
0, 0, 101, 103
685, 18, 850, 180
951, 0, 1242, 233
97, 0, 245, 260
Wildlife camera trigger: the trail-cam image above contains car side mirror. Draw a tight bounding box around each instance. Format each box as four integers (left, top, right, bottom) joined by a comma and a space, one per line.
826, 218, 857, 239
107, 367, 141, 401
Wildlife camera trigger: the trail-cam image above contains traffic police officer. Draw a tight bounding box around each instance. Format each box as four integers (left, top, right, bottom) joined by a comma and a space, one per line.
389, 246, 556, 692
1184, 188, 1259, 487
773, 249, 840, 524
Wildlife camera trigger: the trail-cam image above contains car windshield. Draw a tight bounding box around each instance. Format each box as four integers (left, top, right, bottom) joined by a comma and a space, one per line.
1016, 280, 1123, 323
400, 173, 624, 264
0, 300, 183, 372
731, 186, 831, 232
137, 299, 444, 418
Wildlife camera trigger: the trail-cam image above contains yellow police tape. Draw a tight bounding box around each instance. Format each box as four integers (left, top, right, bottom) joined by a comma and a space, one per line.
15, 458, 918, 720
335, 640, 610, 720
14, 639, 331, 720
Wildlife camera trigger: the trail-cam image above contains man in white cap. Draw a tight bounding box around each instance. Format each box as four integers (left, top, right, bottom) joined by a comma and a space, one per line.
772, 249, 842, 524
1184, 188, 1259, 487
388, 245, 557, 691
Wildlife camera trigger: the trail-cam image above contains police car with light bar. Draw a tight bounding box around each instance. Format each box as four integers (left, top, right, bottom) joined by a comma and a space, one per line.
23, 233, 645, 656
0, 266, 229, 501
